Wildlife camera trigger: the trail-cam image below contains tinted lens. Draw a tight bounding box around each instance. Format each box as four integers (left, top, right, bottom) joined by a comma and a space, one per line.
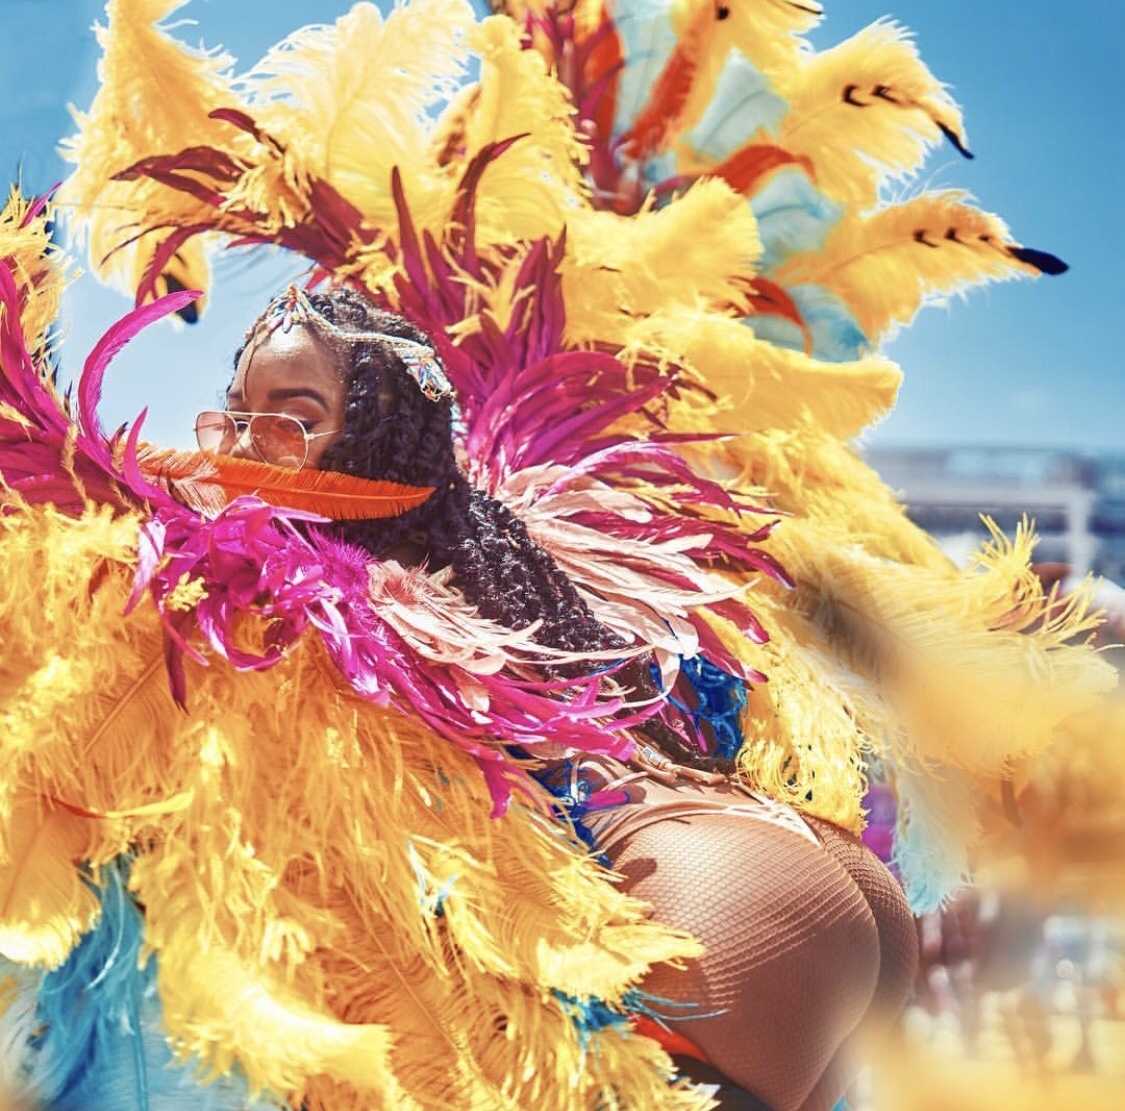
250, 414, 307, 468
195, 411, 237, 453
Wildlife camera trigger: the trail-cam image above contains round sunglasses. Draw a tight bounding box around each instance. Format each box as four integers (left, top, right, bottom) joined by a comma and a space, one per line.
194, 410, 340, 469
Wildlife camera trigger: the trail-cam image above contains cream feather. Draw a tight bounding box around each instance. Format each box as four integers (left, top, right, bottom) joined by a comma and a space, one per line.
244, 0, 473, 232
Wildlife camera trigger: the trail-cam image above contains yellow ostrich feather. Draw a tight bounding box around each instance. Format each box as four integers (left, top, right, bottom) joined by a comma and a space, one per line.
721, 0, 823, 86
778, 20, 968, 205
57, 0, 241, 297
0, 503, 706, 1108
622, 308, 902, 440
723, 430, 953, 571
697, 603, 872, 831
0, 794, 99, 969
152, 935, 399, 1100
244, 0, 473, 235
0, 189, 69, 360
771, 519, 1115, 777
458, 17, 589, 245
775, 190, 1040, 341
561, 177, 760, 342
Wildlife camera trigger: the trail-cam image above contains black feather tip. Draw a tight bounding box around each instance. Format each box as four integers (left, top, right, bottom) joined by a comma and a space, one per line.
161, 273, 201, 323
1009, 246, 1069, 276
937, 122, 974, 160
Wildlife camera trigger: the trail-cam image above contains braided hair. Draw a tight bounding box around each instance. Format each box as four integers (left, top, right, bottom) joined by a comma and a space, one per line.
236, 287, 621, 656
237, 287, 728, 772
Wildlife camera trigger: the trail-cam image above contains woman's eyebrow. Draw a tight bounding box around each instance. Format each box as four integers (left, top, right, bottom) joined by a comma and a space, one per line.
266, 386, 330, 406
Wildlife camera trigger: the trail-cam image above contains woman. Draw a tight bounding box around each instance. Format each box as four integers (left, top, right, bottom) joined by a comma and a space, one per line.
198, 283, 919, 1111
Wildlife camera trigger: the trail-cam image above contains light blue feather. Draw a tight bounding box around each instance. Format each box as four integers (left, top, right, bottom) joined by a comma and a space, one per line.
751, 170, 842, 272
682, 53, 788, 163
0, 961, 44, 1106
641, 149, 679, 194
749, 283, 870, 363
891, 769, 975, 914
610, 0, 679, 142
15, 859, 284, 1111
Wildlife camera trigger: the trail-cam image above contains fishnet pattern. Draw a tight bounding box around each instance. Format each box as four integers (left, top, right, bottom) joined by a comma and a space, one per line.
606, 809, 915, 1111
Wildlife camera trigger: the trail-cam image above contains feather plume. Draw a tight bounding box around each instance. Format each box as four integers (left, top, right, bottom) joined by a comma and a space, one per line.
244, 0, 472, 231
775, 190, 1051, 341
562, 177, 761, 345
721, 0, 824, 86
458, 16, 589, 243
0, 795, 98, 969
621, 307, 901, 440
57, 0, 241, 297
778, 20, 969, 205
137, 447, 436, 519
0, 187, 69, 360
782, 520, 1116, 778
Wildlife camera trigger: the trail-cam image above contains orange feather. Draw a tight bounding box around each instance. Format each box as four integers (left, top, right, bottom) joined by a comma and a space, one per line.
138, 447, 435, 519
710, 143, 814, 197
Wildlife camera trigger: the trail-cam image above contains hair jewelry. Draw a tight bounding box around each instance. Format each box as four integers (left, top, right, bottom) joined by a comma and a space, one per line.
262, 285, 454, 403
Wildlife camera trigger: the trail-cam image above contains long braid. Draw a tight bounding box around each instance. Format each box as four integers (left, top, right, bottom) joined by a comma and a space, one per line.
237, 288, 622, 654
237, 287, 726, 770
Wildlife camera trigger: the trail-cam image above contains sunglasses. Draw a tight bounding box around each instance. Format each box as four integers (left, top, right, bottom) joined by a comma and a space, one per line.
194, 410, 340, 469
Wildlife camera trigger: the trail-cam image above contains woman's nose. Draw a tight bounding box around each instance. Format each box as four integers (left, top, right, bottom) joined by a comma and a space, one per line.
228, 422, 257, 460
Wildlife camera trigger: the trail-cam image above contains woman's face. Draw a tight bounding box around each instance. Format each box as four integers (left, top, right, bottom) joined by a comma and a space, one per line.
227, 325, 347, 469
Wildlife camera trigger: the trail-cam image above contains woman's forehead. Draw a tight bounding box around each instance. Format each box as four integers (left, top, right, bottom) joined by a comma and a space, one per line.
232, 325, 342, 395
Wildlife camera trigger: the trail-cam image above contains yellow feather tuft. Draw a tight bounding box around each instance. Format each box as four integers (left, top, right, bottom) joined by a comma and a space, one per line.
775, 190, 1037, 341
0, 189, 71, 361
57, 0, 240, 298
0, 795, 99, 969
722, 0, 824, 85
715, 0, 823, 87
778, 518, 1116, 776
245, 0, 473, 233
458, 16, 590, 245
562, 177, 760, 344
778, 20, 968, 205
627, 308, 901, 440
151, 937, 398, 1099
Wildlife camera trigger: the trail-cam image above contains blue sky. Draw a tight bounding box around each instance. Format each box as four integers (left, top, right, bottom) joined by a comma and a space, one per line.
1, 1, 1122, 453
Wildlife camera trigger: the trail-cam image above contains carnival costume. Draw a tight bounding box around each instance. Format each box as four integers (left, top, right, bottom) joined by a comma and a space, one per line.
0, 2, 1115, 1109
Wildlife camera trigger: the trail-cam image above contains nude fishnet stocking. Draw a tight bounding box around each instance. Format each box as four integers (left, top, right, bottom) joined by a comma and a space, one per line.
606, 809, 916, 1111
